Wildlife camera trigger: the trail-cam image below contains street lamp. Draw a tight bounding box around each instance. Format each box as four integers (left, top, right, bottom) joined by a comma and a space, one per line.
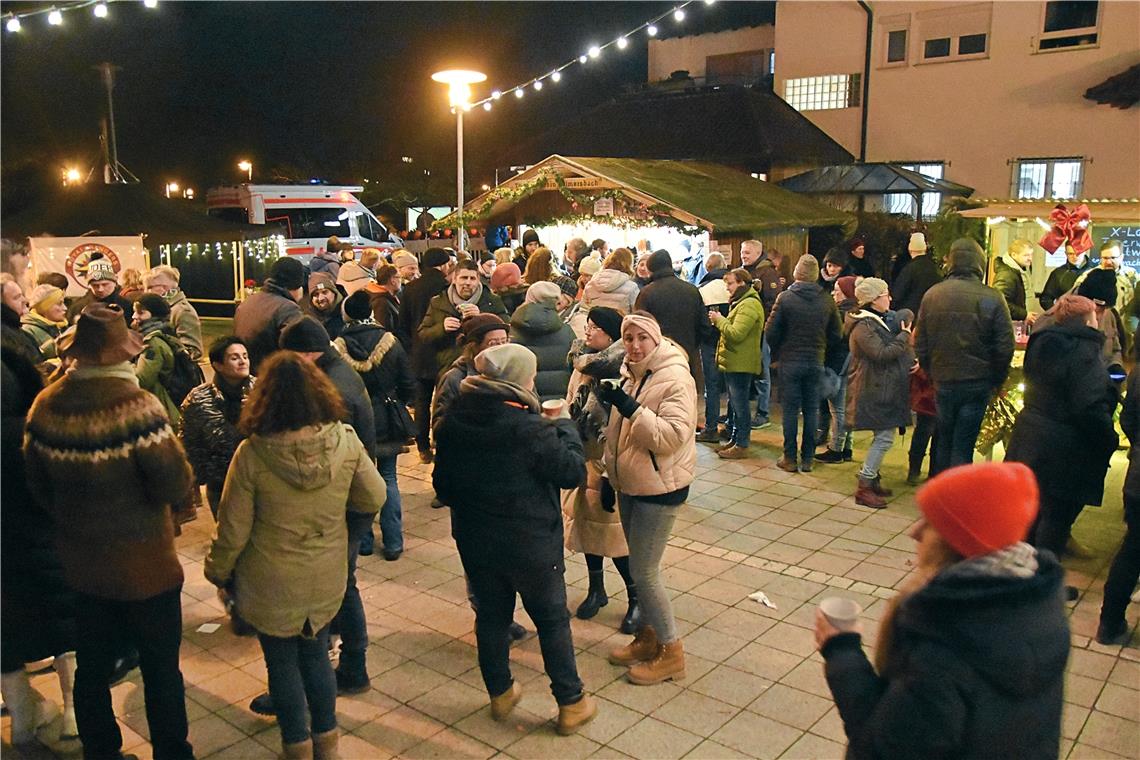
63, 167, 81, 186
237, 160, 252, 181
431, 68, 486, 252
165, 181, 179, 198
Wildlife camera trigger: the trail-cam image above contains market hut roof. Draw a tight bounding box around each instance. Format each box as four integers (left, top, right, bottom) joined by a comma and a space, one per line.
778, 163, 974, 197
957, 198, 1140, 222
509, 85, 853, 171
1084, 63, 1140, 109
448, 155, 854, 233
2, 183, 279, 244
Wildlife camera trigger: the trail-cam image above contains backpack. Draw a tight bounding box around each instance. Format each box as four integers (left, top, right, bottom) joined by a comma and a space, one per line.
156, 332, 205, 406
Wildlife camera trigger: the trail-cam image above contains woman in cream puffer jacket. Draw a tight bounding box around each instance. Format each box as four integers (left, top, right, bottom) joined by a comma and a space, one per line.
599, 312, 696, 687
583, 267, 639, 315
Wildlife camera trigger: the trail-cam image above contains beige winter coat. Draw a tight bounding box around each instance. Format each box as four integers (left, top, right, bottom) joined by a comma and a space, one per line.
603, 339, 697, 497
204, 422, 385, 638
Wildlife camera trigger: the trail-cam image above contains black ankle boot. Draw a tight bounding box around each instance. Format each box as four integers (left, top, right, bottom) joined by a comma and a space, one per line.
575, 570, 608, 619
620, 585, 640, 635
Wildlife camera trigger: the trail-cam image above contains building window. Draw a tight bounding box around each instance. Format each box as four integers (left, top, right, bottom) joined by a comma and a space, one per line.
1038, 1, 1100, 51
1011, 158, 1084, 199
915, 3, 991, 62
884, 163, 945, 220
958, 33, 987, 55
886, 29, 908, 63
706, 50, 769, 86
924, 37, 952, 58
783, 74, 861, 111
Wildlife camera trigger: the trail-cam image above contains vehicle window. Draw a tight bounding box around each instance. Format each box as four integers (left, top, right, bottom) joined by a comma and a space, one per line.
355, 211, 389, 242
264, 208, 349, 239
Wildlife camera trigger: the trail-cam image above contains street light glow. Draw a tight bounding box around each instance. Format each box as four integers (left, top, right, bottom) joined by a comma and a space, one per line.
238, 160, 252, 180
64, 168, 81, 183
144, 0, 159, 7
431, 69, 487, 109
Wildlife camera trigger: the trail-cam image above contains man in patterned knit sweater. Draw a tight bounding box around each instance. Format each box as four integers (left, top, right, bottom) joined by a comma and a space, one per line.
23, 303, 196, 760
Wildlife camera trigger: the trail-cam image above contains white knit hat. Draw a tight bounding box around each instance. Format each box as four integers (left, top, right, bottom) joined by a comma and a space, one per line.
908, 233, 928, 253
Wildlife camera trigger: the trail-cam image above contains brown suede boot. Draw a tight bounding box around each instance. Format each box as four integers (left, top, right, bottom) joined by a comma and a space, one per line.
280, 739, 313, 760
855, 478, 888, 509
627, 640, 685, 685
608, 626, 658, 666
490, 681, 522, 721
312, 728, 339, 760
556, 694, 598, 735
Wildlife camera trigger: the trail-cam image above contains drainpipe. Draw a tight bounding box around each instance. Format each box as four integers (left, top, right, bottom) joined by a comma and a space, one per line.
857, 1, 872, 162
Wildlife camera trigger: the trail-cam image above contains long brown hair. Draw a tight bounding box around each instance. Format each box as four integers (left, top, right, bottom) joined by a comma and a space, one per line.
603, 247, 635, 276
240, 352, 346, 435
523, 246, 554, 285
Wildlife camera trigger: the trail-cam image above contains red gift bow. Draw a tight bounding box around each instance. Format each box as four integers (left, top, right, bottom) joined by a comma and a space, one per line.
1039, 203, 1092, 255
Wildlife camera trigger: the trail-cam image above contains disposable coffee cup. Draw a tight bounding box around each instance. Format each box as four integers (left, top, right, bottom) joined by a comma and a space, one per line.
541, 399, 566, 418
819, 597, 862, 632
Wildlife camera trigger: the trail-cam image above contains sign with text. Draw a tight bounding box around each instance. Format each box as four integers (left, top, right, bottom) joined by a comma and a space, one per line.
593, 198, 614, 216
1095, 224, 1140, 270
29, 236, 148, 298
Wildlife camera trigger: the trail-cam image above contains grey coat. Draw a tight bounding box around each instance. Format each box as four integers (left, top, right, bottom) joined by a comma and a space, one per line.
845, 310, 914, 431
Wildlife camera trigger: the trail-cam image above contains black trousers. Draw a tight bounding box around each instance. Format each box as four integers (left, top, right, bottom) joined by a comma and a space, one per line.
73, 585, 192, 760
414, 378, 435, 453
1032, 496, 1085, 558
1102, 495, 1140, 626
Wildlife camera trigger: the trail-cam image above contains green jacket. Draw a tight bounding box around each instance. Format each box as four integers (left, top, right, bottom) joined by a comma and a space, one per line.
715, 287, 764, 375
135, 322, 181, 425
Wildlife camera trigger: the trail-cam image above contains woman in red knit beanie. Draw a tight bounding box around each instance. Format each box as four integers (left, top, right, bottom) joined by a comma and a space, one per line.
815, 462, 1069, 759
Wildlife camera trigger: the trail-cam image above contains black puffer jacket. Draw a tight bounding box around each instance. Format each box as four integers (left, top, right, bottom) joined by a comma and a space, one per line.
334, 321, 416, 457
233, 281, 304, 373
844, 309, 914, 431
914, 250, 1014, 388
764, 281, 843, 366
890, 255, 943, 317
822, 550, 1069, 760
400, 268, 449, 378
179, 377, 254, 489
1005, 322, 1118, 505
434, 385, 585, 564
510, 302, 574, 401
991, 255, 1029, 321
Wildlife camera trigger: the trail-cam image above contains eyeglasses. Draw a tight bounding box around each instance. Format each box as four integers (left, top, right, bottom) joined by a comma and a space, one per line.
485, 336, 510, 347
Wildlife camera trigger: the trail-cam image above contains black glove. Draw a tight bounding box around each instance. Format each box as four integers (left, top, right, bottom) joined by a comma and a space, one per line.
597, 382, 640, 418
600, 477, 616, 513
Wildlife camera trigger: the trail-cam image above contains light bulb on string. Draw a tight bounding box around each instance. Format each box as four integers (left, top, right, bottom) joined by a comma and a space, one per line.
705, 0, 716, 4
588, 45, 601, 59
47, 8, 63, 25
144, 0, 159, 7
483, 102, 492, 111
647, 24, 658, 36
6, 16, 20, 32
514, 88, 525, 98
551, 71, 561, 82
93, 3, 108, 18
674, 8, 685, 22
533, 80, 543, 91
578, 54, 587, 64
491, 89, 501, 99
616, 36, 628, 49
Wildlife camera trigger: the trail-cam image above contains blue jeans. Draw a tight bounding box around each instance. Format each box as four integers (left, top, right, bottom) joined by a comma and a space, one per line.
933, 379, 992, 473
723, 372, 754, 448
258, 624, 337, 745
333, 512, 372, 663
858, 428, 896, 480
700, 342, 722, 428
780, 363, 822, 464
462, 556, 583, 705
828, 373, 853, 452
619, 494, 680, 644
753, 338, 771, 419
377, 454, 403, 553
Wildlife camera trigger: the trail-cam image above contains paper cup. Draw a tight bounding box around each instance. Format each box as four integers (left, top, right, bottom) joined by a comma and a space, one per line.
541, 399, 565, 418
819, 597, 862, 631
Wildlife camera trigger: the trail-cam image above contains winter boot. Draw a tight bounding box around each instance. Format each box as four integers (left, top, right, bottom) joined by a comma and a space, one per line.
855, 478, 888, 509
906, 458, 923, 486
608, 626, 658, 666
280, 739, 313, 760
575, 570, 608, 620
815, 448, 845, 464
55, 651, 78, 739
334, 650, 370, 695
490, 681, 522, 721
870, 476, 893, 498
556, 694, 598, 736
620, 585, 641, 635
627, 640, 686, 685
1, 670, 57, 744
312, 728, 339, 760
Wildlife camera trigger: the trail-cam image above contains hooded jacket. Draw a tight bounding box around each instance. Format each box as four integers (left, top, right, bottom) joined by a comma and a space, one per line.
844, 309, 914, 431
764, 281, 843, 366
233, 280, 304, 373
304, 272, 346, 339
822, 551, 1069, 760
715, 286, 764, 375
743, 257, 784, 320
334, 320, 416, 455
510, 301, 575, 401
991, 254, 1031, 321
1005, 321, 1118, 506
308, 250, 342, 279
914, 249, 1014, 388
204, 422, 385, 637
583, 268, 639, 314
604, 339, 697, 499
166, 289, 205, 361
135, 318, 182, 425
20, 310, 64, 361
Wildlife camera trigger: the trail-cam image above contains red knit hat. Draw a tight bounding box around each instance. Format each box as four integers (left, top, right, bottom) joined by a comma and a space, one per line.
916, 462, 1039, 557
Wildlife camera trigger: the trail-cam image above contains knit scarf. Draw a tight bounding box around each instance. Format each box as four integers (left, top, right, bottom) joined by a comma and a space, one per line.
71, 361, 140, 386
447, 281, 484, 308
459, 374, 541, 413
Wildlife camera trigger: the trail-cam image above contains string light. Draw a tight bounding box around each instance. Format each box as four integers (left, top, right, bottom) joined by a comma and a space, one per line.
674, 7, 686, 21
483, 102, 492, 111
5, 1, 160, 37
514, 88, 524, 98
588, 45, 601, 59
48, 8, 63, 25
533, 80, 543, 91
616, 36, 628, 49
647, 24, 658, 36
6, 17, 20, 32
93, 3, 108, 18
144, 0, 157, 7
551, 71, 561, 82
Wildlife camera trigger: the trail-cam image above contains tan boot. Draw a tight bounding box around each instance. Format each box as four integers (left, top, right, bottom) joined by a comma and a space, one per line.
490, 681, 522, 721
608, 626, 658, 666
312, 728, 339, 760
556, 694, 598, 736
279, 738, 313, 760
627, 640, 686, 685
855, 478, 887, 509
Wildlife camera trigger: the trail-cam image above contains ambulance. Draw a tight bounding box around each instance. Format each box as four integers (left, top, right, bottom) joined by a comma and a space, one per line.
206, 184, 400, 262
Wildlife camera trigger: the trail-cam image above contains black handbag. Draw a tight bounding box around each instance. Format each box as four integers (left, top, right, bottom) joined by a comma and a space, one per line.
381, 395, 415, 442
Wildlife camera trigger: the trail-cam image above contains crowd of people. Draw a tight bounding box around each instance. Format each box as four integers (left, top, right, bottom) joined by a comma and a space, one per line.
0, 228, 1136, 759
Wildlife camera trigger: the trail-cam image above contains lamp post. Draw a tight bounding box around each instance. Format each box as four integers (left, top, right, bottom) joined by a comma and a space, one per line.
431, 69, 486, 252
237, 160, 252, 182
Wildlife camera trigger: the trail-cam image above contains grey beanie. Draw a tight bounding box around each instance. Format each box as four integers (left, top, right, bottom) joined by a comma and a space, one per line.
474, 343, 537, 388
793, 254, 820, 282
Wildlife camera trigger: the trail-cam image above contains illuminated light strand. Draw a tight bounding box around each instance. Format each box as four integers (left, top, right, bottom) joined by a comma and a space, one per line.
4, 0, 158, 33
474, 1, 703, 110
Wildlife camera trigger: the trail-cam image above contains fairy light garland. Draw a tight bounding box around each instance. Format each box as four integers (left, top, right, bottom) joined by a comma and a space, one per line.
157, 235, 286, 266
5, 0, 158, 33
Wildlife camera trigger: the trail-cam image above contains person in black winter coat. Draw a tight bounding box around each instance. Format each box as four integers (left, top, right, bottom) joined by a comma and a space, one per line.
818, 462, 1069, 760
635, 249, 709, 387
990, 239, 1034, 321
846, 239, 874, 279
365, 265, 404, 350
1099, 366, 1140, 645
234, 257, 306, 373
1038, 247, 1092, 311
889, 235, 943, 316
510, 282, 574, 401
433, 344, 597, 734
399, 248, 451, 461
1005, 295, 1118, 560
335, 291, 416, 560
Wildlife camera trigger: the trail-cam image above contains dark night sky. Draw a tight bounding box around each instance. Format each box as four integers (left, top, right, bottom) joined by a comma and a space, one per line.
1, 1, 772, 197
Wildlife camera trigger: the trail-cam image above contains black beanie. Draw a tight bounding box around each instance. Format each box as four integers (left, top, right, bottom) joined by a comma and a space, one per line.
343, 290, 374, 321
522, 229, 541, 246
270, 257, 305, 290
422, 247, 450, 268
1078, 268, 1118, 307
279, 317, 330, 352
136, 293, 171, 321
647, 249, 673, 274
824, 247, 848, 266
587, 306, 623, 342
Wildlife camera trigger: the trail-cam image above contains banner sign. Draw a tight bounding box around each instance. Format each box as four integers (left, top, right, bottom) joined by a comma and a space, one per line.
28, 236, 147, 298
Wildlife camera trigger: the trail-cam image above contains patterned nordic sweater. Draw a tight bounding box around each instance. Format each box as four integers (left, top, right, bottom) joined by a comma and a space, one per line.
23, 364, 194, 600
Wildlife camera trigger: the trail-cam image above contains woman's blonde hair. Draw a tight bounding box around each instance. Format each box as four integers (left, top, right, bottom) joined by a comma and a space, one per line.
493, 247, 514, 265
603, 247, 635, 276
523, 246, 554, 285
120, 268, 145, 291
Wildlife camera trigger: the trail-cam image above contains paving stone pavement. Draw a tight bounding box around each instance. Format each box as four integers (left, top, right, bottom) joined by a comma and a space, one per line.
5, 424, 1138, 759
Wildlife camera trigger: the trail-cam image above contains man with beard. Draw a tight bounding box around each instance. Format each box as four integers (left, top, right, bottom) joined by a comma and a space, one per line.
304, 272, 346, 339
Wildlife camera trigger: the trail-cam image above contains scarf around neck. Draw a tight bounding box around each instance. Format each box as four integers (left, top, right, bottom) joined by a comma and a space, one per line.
447, 281, 484, 308
459, 374, 541, 413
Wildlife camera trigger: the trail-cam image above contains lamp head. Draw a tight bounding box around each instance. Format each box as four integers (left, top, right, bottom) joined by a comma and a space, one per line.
432, 69, 486, 109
